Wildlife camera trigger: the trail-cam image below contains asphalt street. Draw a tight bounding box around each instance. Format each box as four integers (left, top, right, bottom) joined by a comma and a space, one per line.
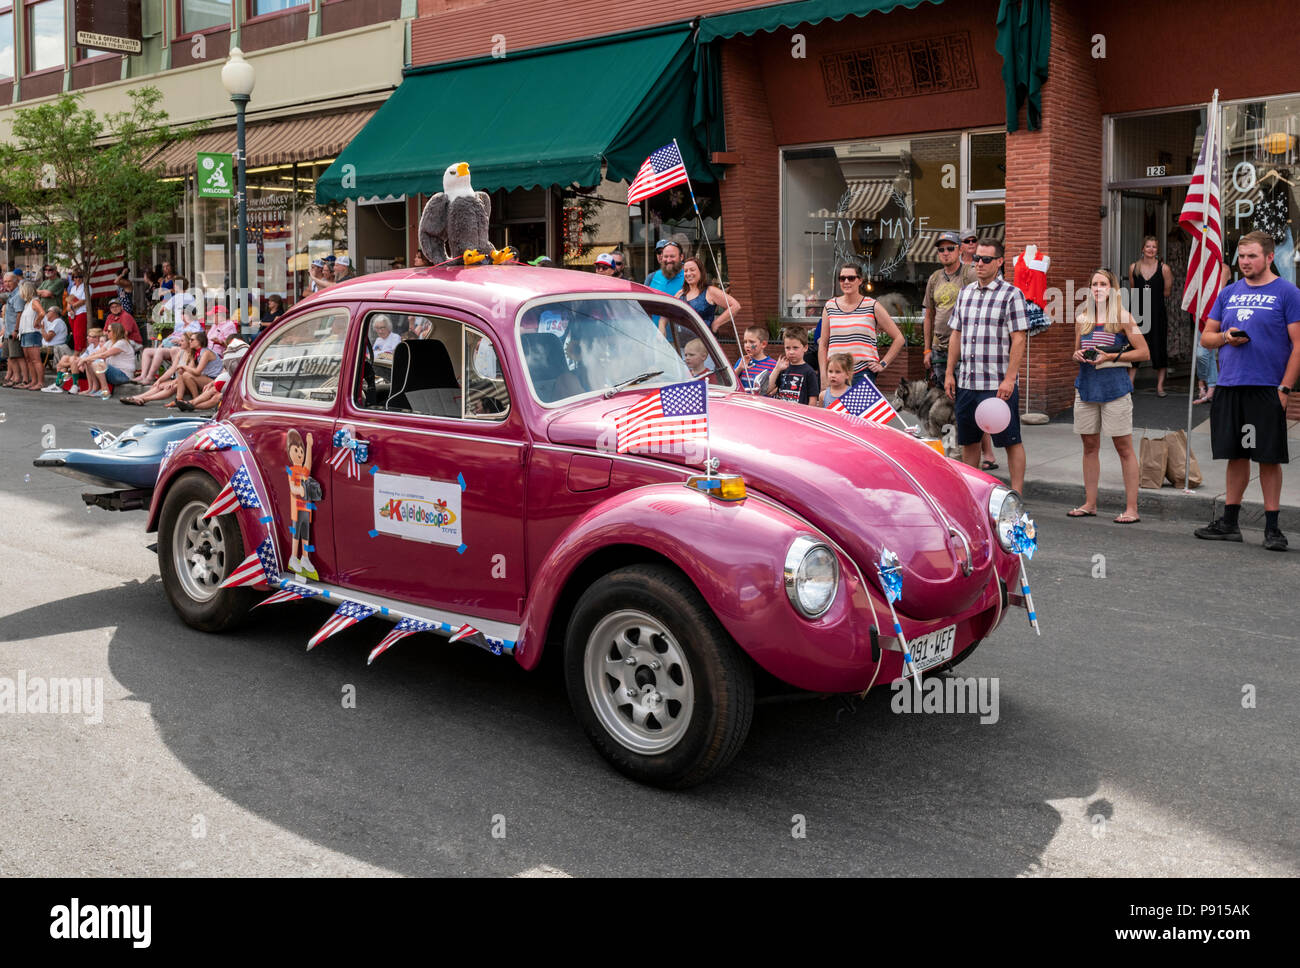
1, 392, 1297, 877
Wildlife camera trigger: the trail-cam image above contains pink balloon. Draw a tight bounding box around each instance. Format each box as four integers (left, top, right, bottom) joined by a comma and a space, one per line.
975, 396, 1011, 434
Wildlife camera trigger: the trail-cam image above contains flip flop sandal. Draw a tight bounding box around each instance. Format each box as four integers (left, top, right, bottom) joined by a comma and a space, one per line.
981, 459, 999, 470
1114, 515, 1141, 524
121, 396, 145, 406
1067, 507, 1097, 517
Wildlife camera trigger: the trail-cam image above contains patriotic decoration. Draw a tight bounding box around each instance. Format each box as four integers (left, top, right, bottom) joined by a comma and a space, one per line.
220, 536, 280, 589
88, 426, 117, 450
204, 463, 262, 518
448, 623, 478, 643
255, 582, 318, 608
827, 377, 899, 426
328, 428, 369, 481
157, 440, 180, 480
1009, 514, 1041, 635
307, 600, 377, 651
627, 143, 689, 204
614, 379, 709, 455
195, 424, 242, 452
1081, 328, 1120, 352
367, 617, 440, 665
1180, 91, 1224, 324
88, 256, 125, 298
877, 547, 920, 691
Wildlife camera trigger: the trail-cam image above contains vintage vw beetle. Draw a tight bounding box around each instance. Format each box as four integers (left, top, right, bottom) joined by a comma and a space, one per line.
149, 265, 1031, 787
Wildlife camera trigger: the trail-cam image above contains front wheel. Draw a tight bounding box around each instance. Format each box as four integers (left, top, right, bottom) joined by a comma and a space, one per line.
158, 471, 257, 632
564, 564, 754, 788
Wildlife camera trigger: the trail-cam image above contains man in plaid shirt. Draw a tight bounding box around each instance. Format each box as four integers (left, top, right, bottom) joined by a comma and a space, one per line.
944, 240, 1030, 492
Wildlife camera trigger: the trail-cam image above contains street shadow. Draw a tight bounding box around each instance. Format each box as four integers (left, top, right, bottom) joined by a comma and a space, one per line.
0, 578, 1112, 877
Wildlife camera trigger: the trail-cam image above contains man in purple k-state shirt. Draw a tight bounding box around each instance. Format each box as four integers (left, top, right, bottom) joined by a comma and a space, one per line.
1194, 230, 1300, 551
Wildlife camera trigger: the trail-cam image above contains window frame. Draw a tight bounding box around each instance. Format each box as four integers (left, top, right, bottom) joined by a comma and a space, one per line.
244, 0, 309, 28
22, 0, 64, 76
0, 5, 15, 82
174, 0, 232, 42
244, 306, 351, 411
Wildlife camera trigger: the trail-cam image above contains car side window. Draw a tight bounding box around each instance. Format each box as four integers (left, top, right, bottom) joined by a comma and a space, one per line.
356, 312, 508, 421
248, 310, 349, 405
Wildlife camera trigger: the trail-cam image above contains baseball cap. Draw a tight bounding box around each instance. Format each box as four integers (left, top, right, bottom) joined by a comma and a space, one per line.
938, 230, 961, 245
595, 253, 616, 268
960, 227, 977, 241
324, 254, 337, 264
655, 240, 670, 250
336, 256, 352, 268
310, 258, 325, 269
108, 297, 122, 307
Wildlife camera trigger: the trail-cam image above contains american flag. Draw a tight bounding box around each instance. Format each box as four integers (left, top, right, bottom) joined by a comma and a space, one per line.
367, 616, 440, 665
157, 440, 180, 479
448, 623, 479, 643
828, 377, 899, 425
255, 582, 318, 609
204, 463, 262, 517
627, 142, 689, 204
220, 536, 280, 589
1081, 329, 1120, 351
614, 379, 709, 454
1180, 91, 1224, 323
328, 441, 361, 480
195, 424, 241, 452
307, 600, 377, 651
88, 256, 125, 298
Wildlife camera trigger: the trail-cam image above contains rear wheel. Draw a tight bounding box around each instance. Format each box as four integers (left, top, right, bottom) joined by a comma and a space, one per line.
158, 472, 256, 632
564, 565, 754, 788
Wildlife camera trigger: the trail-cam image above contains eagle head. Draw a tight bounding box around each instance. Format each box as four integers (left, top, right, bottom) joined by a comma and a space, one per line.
444, 162, 474, 199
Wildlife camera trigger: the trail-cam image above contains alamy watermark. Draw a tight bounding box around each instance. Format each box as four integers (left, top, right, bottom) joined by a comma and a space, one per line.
0, 671, 103, 724
890, 675, 1000, 724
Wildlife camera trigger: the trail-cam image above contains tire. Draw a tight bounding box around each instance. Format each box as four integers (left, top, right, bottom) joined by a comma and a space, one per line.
564, 564, 754, 788
157, 471, 257, 633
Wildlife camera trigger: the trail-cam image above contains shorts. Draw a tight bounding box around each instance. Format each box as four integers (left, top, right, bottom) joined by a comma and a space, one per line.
1210, 386, 1288, 463
1195, 343, 1218, 387
1073, 390, 1133, 437
5, 337, 19, 357
104, 364, 131, 386
955, 385, 1022, 447
293, 508, 312, 544
20, 332, 41, 348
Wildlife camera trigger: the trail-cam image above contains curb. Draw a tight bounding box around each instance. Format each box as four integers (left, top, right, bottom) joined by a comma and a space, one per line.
990, 473, 1300, 531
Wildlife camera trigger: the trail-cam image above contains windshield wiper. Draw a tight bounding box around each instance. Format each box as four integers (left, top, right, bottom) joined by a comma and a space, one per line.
603, 370, 664, 398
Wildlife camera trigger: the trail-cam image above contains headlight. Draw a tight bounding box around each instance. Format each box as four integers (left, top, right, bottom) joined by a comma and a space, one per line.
988, 486, 1024, 551
784, 535, 839, 618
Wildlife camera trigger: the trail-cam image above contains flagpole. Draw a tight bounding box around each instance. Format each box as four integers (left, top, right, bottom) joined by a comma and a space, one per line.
1185, 89, 1219, 493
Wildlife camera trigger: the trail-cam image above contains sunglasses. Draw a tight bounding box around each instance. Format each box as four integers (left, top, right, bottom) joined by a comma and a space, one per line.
838, 275, 859, 282
973, 255, 999, 264
962, 238, 978, 243
936, 245, 957, 253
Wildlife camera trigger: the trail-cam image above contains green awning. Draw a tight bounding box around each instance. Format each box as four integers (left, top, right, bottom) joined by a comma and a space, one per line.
697, 0, 943, 42
995, 0, 1051, 132
317, 26, 716, 203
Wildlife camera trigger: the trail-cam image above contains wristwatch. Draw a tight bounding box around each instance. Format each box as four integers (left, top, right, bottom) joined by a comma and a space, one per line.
1280, 386, 1292, 395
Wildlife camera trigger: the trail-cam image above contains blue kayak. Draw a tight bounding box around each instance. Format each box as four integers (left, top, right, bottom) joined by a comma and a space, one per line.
34, 416, 210, 492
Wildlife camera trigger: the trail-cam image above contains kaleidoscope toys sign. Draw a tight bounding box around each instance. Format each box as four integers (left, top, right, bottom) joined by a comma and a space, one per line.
372, 472, 462, 546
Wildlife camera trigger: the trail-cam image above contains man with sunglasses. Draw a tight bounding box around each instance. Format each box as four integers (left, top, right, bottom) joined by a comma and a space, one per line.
945, 239, 1030, 493
923, 230, 976, 388
959, 229, 979, 267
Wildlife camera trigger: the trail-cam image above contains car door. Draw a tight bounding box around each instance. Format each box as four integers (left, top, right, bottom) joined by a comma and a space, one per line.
328, 304, 527, 628
227, 306, 350, 583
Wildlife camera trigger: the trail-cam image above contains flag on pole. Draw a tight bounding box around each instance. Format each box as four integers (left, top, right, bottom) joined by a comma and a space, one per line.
1180, 92, 1224, 323
204, 463, 262, 517
307, 600, 377, 650
220, 536, 280, 588
627, 143, 689, 204
367, 616, 440, 665
614, 379, 709, 454
88, 256, 125, 298
827, 376, 899, 425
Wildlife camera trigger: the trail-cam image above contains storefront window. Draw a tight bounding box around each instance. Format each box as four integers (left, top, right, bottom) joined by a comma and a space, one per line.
182, 0, 230, 33
0, 10, 15, 80
294, 161, 348, 298
781, 132, 999, 321
1223, 95, 1299, 284
25, 0, 64, 73
1110, 109, 1203, 181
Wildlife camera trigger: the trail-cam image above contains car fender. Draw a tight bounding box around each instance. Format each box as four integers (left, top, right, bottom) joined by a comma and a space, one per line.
147, 429, 270, 552
517, 483, 880, 690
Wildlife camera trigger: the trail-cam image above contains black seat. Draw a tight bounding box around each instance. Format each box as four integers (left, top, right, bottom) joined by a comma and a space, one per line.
522, 332, 574, 401
387, 339, 460, 416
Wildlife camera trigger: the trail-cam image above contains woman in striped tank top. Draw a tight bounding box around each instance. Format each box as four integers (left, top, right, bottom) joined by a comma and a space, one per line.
817, 261, 905, 391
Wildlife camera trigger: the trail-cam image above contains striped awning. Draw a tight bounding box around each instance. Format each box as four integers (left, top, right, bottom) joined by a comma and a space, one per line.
147, 106, 378, 177
908, 223, 1005, 263
842, 178, 896, 220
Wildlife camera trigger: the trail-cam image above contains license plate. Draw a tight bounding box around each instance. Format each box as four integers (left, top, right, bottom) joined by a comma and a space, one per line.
905, 625, 956, 675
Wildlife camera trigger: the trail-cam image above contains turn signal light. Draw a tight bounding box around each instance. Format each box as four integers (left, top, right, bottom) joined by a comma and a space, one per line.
685, 473, 747, 502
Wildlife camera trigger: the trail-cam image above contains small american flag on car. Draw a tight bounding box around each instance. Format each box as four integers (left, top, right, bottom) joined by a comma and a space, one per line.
615, 379, 708, 454
827, 377, 899, 426
204, 463, 262, 517
368, 616, 440, 665
307, 600, 377, 651
627, 142, 688, 204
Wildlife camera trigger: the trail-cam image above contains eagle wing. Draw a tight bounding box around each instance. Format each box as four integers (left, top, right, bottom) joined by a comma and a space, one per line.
475, 191, 491, 221
418, 193, 450, 263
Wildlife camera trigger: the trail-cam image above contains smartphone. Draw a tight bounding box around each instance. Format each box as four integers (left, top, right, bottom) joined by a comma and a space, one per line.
1082, 348, 1099, 361
1229, 328, 1251, 342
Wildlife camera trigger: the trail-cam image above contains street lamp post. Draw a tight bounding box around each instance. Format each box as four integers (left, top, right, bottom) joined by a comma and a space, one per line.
221, 48, 256, 334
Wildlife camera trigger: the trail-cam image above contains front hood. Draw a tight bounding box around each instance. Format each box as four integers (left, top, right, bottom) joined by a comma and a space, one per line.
545, 391, 997, 619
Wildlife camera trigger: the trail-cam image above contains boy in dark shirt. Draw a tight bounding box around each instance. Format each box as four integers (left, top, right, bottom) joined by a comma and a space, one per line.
764, 326, 820, 404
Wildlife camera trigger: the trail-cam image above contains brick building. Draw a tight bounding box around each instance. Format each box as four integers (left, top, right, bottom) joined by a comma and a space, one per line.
320, 0, 1300, 415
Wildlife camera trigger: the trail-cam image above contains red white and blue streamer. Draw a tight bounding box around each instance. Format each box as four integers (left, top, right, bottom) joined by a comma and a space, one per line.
307, 600, 377, 650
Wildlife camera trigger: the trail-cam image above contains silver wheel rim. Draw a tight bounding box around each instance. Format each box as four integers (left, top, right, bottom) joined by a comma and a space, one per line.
583, 609, 695, 755
173, 500, 230, 603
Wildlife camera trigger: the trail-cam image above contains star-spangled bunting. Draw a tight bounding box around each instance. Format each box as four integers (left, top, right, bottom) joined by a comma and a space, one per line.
195, 424, 241, 452
367, 616, 440, 665
627, 142, 688, 204
828, 377, 899, 426
328, 442, 361, 481
448, 623, 478, 643
220, 536, 280, 588
614, 379, 708, 454
307, 600, 377, 650
157, 440, 180, 479
255, 582, 318, 608
204, 463, 262, 517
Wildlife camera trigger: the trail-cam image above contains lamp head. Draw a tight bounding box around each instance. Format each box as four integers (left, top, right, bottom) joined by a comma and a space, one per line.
221, 48, 256, 98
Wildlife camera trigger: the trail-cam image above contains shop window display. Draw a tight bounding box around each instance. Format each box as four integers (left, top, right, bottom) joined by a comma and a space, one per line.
1223, 96, 1299, 284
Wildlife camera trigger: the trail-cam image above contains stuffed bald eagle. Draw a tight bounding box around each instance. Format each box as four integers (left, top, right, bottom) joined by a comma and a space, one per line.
418, 162, 515, 266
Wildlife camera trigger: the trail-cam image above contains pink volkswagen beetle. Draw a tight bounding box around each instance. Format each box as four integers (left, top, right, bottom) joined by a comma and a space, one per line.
149, 265, 1032, 787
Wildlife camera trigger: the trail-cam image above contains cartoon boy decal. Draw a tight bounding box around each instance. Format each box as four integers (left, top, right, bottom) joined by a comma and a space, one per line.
285, 429, 317, 580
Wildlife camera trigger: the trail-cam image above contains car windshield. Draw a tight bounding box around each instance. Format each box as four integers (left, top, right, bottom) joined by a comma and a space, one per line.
517, 297, 735, 404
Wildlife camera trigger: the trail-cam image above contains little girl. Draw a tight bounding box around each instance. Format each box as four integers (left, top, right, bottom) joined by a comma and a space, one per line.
816, 353, 855, 408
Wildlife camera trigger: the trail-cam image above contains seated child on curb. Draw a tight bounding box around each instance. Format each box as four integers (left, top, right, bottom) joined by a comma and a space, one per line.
733, 324, 777, 392
764, 326, 820, 405
83, 322, 137, 398
50, 327, 104, 392
816, 352, 856, 408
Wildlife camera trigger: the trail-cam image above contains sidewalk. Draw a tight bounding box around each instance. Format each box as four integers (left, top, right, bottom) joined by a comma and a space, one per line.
996, 368, 1300, 529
